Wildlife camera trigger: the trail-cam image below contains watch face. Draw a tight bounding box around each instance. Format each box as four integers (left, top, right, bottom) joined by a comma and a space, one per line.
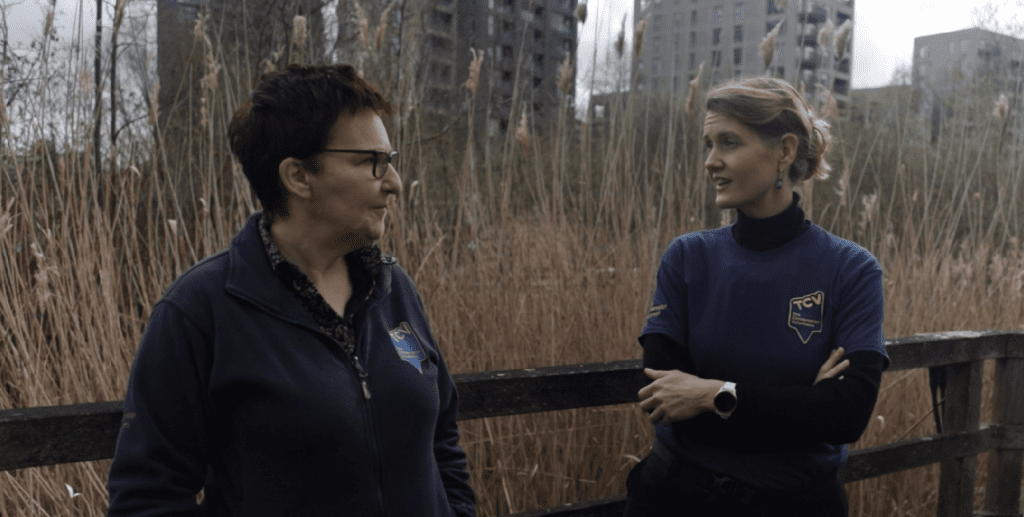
715, 390, 737, 412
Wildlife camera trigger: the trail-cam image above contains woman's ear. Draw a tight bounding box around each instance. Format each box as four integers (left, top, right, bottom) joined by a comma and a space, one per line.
777, 133, 799, 172
278, 157, 312, 200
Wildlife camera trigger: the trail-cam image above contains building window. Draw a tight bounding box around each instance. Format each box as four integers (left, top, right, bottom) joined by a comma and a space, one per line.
431, 10, 453, 31
712, 49, 722, 66
734, 47, 742, 65
689, 52, 697, 69
767, 0, 783, 14
833, 77, 849, 95
713, 28, 722, 45
690, 31, 697, 45
675, 13, 682, 29
734, 24, 742, 42
675, 33, 681, 51
713, 5, 723, 23
653, 14, 663, 31
766, 19, 784, 34
429, 61, 453, 83
426, 35, 453, 52
734, 2, 745, 20
653, 58, 663, 75
653, 35, 662, 53
691, 10, 698, 24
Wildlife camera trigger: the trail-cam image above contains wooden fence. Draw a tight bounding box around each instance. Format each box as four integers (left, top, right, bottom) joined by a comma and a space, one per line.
1, 331, 1022, 516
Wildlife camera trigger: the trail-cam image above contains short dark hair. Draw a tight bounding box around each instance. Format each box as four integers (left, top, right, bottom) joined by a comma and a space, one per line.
705, 77, 831, 183
228, 64, 395, 218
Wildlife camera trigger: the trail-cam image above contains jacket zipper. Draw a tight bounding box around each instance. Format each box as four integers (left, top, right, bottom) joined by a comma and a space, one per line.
353, 288, 386, 515
349, 275, 377, 400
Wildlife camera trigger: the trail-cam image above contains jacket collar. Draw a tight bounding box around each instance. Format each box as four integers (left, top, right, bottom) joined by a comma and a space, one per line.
224, 212, 393, 326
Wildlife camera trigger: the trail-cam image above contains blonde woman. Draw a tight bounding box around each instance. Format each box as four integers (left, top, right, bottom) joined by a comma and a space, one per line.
626, 77, 887, 516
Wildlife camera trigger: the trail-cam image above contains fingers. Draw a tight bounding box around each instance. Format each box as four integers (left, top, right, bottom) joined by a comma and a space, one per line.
814, 347, 850, 386
639, 369, 669, 399
816, 347, 845, 374
639, 397, 661, 424
644, 368, 668, 380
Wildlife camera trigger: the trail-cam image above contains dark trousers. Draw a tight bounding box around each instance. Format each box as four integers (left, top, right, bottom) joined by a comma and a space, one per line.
624, 442, 849, 517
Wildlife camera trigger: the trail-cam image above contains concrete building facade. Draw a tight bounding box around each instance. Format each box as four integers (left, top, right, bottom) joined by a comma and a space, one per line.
912, 27, 1024, 136
414, 0, 578, 135
157, 0, 577, 136
632, 0, 853, 111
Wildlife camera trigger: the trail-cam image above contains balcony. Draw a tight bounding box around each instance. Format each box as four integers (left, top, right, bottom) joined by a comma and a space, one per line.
800, 3, 827, 24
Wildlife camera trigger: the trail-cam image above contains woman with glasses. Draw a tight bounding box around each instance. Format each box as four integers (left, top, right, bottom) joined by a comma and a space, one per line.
625, 77, 888, 516
107, 64, 476, 517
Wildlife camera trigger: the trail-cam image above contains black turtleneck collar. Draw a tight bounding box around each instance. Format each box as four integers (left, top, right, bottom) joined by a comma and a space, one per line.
731, 192, 809, 251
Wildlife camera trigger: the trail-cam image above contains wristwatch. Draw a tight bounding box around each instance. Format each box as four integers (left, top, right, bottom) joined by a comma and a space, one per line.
714, 382, 738, 419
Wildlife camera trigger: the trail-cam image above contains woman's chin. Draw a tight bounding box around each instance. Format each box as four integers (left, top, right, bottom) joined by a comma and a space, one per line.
714, 195, 737, 210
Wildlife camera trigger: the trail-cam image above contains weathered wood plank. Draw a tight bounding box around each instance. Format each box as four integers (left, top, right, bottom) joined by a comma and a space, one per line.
884, 331, 1012, 371
1, 331, 1022, 483
936, 361, 984, 517
982, 350, 1024, 515
840, 426, 1005, 482
453, 360, 646, 420
505, 495, 626, 517
0, 400, 123, 471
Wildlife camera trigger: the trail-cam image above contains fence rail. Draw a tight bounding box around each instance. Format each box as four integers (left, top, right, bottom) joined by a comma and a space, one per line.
2, 331, 1023, 517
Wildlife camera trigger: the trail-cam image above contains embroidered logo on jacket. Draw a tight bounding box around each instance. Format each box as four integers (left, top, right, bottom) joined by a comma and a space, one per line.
788, 291, 824, 344
388, 322, 427, 373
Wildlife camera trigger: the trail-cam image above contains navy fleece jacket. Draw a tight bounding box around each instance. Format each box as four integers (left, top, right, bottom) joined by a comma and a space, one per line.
107, 212, 475, 517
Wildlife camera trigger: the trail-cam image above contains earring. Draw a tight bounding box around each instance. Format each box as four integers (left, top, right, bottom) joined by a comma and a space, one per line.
774, 171, 784, 190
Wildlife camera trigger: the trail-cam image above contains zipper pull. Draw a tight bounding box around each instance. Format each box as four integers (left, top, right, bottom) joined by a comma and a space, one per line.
352, 354, 371, 400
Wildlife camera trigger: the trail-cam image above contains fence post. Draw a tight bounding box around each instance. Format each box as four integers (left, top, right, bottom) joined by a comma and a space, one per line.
981, 348, 1024, 516
936, 360, 983, 517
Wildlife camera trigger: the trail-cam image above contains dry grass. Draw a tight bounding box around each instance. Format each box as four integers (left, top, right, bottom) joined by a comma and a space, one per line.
2, 3, 1024, 516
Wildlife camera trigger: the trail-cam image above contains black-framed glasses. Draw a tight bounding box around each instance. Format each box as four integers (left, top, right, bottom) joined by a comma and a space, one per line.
319, 149, 398, 178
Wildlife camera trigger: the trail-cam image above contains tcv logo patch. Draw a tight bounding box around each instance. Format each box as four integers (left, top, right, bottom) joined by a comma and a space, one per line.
389, 322, 427, 373
788, 291, 824, 344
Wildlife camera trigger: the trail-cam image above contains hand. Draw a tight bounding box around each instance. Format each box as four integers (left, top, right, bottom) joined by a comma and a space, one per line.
638, 369, 721, 425
814, 347, 849, 386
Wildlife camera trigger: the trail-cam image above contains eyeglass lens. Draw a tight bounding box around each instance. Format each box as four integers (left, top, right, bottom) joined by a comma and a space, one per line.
373, 151, 397, 178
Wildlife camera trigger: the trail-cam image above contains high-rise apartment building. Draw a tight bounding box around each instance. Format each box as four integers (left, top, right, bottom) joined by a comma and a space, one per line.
158, 0, 577, 136
912, 27, 1023, 136
414, 0, 578, 135
632, 0, 853, 111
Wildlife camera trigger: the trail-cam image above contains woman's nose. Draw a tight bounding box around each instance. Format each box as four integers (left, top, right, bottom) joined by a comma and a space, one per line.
704, 149, 720, 175
382, 164, 402, 195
